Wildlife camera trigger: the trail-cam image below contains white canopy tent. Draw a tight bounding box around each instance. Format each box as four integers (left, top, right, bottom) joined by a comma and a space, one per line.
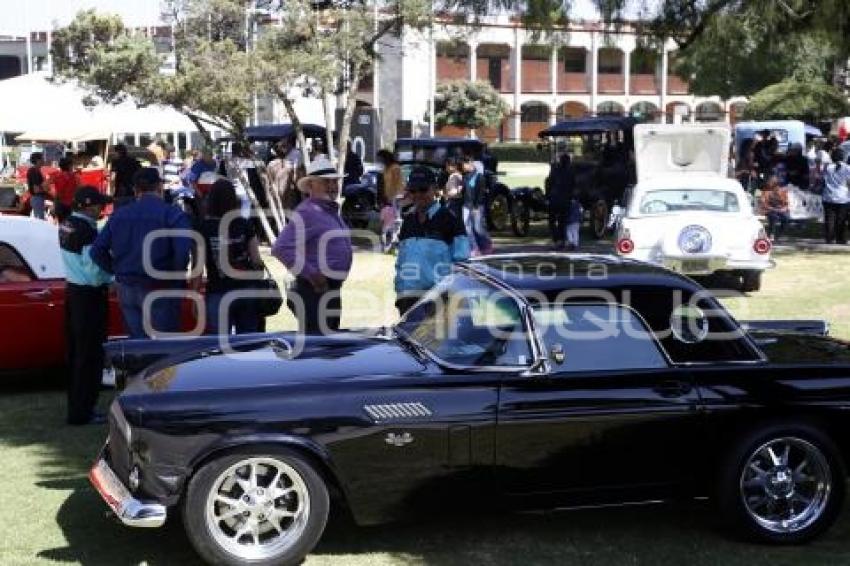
0, 72, 200, 168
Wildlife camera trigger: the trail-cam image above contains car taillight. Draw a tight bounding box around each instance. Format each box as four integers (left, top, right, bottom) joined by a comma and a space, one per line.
616, 237, 635, 254
753, 237, 772, 255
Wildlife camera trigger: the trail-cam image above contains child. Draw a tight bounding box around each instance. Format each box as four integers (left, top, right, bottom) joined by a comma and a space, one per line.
565, 196, 583, 250
380, 203, 397, 252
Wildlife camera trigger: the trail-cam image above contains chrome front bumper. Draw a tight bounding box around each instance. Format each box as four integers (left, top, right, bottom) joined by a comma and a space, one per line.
89, 457, 166, 528
661, 256, 773, 275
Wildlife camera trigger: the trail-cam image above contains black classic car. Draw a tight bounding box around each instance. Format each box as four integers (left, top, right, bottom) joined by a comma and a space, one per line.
539, 117, 637, 238
394, 137, 514, 232
91, 254, 850, 565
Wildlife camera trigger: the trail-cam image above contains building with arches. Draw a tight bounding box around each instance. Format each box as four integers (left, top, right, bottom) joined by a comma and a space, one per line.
389, 15, 750, 143
1, 11, 751, 147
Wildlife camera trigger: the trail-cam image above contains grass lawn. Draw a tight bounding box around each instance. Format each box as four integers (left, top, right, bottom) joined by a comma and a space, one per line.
3, 246, 850, 565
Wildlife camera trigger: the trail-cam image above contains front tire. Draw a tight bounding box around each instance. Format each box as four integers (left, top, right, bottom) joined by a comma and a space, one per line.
718, 422, 845, 544
184, 448, 330, 566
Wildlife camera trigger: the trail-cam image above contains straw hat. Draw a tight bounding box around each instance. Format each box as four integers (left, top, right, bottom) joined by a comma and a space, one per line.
296, 155, 343, 192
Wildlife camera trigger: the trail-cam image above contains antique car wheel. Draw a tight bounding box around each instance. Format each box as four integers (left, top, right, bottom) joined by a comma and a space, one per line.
511, 200, 530, 236
740, 270, 762, 293
718, 422, 845, 544
184, 449, 330, 566
489, 193, 510, 233
591, 199, 609, 240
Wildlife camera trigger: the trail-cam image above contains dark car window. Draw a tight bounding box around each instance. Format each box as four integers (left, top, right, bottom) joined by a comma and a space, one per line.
397, 274, 532, 367
0, 242, 35, 282
533, 303, 668, 372
621, 288, 764, 364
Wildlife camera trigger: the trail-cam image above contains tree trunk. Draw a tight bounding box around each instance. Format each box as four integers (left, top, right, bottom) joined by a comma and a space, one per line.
335, 62, 363, 181
279, 93, 311, 167
321, 88, 336, 162
229, 157, 278, 243
187, 113, 214, 147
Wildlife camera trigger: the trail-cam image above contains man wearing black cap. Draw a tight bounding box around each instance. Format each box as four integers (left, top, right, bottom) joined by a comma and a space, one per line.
58, 186, 113, 425
394, 166, 470, 315
90, 167, 194, 338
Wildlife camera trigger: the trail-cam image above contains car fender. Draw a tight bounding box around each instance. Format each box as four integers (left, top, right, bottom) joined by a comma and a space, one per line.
186, 433, 349, 502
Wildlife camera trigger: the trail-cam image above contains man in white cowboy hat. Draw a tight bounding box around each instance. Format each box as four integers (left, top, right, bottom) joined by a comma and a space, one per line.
272, 156, 353, 334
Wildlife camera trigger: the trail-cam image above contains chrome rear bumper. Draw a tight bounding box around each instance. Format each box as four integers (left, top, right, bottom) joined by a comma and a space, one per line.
89, 457, 166, 528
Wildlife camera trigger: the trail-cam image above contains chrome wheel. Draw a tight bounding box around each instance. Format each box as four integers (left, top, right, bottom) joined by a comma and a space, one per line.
205, 457, 310, 561
740, 437, 831, 534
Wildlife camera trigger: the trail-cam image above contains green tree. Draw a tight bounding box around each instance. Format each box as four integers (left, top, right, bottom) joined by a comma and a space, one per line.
433, 80, 511, 133
743, 79, 850, 120
672, 11, 838, 100
52, 3, 307, 240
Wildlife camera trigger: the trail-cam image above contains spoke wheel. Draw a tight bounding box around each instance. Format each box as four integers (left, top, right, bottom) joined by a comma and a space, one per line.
740, 437, 831, 535
206, 457, 310, 560
719, 423, 845, 544
185, 449, 329, 566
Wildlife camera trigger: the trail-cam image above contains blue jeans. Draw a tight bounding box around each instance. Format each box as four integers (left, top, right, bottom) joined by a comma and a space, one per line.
766, 211, 790, 239
117, 284, 182, 339
205, 291, 261, 335
30, 194, 45, 220
463, 205, 492, 254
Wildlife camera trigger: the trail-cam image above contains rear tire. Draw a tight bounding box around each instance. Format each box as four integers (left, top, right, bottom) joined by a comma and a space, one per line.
741, 270, 763, 292
183, 447, 330, 566
717, 421, 845, 544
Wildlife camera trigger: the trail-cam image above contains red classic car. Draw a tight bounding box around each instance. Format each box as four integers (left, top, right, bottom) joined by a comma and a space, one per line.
0, 215, 198, 375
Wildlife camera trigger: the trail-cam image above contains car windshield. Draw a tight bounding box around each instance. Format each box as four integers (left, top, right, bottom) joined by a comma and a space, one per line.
639, 189, 740, 214
395, 274, 532, 367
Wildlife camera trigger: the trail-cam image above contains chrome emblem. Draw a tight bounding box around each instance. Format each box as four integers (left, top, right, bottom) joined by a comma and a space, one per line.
385, 432, 414, 447
677, 225, 712, 254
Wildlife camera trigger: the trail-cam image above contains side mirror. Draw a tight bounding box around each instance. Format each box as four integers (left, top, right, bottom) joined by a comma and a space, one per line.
549, 343, 565, 365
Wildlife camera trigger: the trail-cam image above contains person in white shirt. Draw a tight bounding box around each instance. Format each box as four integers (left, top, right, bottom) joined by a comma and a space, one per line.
821, 148, 850, 244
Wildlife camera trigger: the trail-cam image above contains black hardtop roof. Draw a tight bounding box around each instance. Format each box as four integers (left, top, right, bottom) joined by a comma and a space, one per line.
394, 137, 485, 149
465, 253, 701, 295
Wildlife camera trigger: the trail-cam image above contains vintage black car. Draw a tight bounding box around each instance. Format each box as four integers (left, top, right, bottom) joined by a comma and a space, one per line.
394, 137, 514, 232
539, 117, 637, 238
91, 254, 850, 566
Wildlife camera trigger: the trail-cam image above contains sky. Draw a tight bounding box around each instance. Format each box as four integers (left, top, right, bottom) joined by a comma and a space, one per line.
0, 0, 638, 36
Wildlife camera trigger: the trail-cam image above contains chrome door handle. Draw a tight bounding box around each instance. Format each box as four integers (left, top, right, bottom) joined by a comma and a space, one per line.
23, 289, 51, 299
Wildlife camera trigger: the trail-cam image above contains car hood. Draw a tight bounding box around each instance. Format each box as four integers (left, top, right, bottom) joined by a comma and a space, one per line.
126, 333, 428, 394
752, 332, 850, 365
634, 123, 730, 182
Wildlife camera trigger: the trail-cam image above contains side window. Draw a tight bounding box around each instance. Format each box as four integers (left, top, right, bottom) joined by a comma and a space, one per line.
533, 303, 668, 372
399, 275, 531, 367
0, 242, 34, 283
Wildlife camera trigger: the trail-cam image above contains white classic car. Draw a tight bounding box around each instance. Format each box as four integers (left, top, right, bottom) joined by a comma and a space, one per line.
614, 123, 772, 292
